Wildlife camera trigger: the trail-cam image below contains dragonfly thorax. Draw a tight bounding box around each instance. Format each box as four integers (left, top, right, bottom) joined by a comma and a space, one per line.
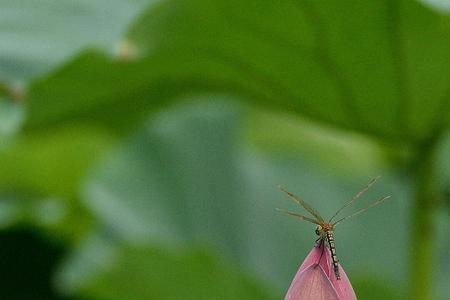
315, 224, 334, 236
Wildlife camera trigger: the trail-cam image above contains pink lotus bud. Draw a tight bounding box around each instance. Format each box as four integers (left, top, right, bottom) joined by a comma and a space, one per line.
284, 244, 357, 300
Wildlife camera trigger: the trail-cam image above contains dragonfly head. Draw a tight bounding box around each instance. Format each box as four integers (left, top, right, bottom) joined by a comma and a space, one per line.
315, 225, 323, 236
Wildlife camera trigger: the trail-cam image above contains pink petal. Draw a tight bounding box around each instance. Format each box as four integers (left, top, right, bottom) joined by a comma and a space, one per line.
284, 245, 357, 300
329, 261, 357, 300
285, 264, 340, 300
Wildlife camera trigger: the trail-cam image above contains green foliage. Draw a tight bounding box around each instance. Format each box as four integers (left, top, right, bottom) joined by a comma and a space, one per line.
82, 246, 276, 300
126, 0, 450, 144
0, 126, 115, 198
26, 0, 450, 143
352, 276, 403, 300
0, 0, 149, 80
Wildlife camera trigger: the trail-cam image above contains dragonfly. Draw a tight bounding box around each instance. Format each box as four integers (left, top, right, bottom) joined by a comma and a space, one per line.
278, 177, 390, 280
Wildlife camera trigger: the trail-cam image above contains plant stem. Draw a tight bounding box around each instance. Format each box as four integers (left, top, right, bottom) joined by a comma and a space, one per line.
410, 141, 439, 300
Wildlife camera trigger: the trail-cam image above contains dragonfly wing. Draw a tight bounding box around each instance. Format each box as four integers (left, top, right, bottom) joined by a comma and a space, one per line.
328, 176, 380, 223
279, 186, 324, 222
332, 195, 391, 226
276, 208, 322, 225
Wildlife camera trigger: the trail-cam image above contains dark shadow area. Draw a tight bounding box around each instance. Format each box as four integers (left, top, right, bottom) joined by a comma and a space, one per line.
0, 227, 83, 300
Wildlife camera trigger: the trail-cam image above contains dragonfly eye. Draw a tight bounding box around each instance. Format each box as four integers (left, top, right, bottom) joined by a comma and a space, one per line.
315, 225, 322, 236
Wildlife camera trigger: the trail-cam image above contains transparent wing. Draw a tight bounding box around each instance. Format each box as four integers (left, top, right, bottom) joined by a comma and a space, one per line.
332, 195, 391, 226
328, 176, 380, 223
279, 185, 324, 222
276, 208, 322, 225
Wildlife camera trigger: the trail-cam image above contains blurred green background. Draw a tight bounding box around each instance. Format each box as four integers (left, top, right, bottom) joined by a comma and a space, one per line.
1, 0, 450, 299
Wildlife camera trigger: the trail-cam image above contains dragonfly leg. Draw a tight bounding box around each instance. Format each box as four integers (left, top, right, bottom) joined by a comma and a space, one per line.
314, 238, 325, 267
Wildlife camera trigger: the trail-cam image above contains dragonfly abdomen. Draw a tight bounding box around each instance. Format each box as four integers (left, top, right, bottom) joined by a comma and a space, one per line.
326, 230, 340, 280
